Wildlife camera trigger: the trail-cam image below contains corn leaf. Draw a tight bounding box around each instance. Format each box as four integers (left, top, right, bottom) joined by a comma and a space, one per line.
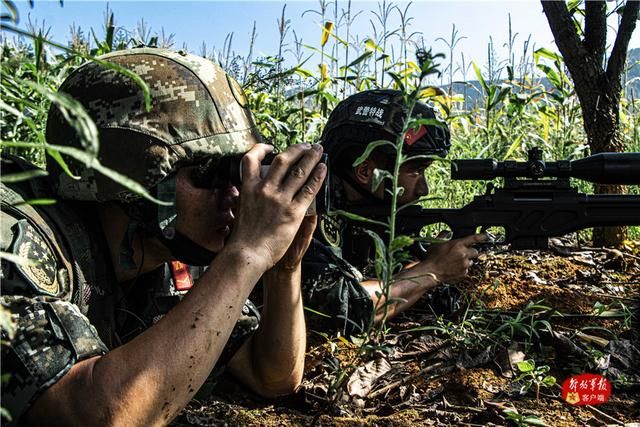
353, 139, 395, 166
0, 169, 47, 183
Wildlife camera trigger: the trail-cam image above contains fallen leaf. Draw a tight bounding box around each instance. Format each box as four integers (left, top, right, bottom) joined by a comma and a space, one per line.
347, 358, 392, 398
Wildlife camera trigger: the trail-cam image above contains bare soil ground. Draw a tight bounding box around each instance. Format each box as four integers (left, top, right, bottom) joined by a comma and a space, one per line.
174, 240, 640, 426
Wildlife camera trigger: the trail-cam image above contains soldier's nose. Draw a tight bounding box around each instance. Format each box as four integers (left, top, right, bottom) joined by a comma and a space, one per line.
416, 179, 429, 197
220, 185, 239, 209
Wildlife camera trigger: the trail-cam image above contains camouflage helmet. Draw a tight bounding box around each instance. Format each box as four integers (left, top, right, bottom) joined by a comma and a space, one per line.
320, 89, 450, 163
46, 47, 261, 202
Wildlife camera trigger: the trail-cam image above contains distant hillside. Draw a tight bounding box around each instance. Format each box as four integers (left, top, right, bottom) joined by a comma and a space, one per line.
626, 47, 640, 97
447, 47, 640, 109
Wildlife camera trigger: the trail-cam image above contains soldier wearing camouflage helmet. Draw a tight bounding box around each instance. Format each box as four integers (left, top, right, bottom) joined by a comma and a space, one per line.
1, 48, 326, 426
301, 89, 487, 333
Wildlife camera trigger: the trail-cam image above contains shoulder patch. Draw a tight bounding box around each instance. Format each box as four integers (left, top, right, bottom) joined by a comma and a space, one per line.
320, 215, 342, 247
10, 219, 61, 296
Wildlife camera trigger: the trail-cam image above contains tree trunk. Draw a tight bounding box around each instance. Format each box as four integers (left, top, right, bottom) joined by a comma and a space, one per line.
541, 0, 639, 247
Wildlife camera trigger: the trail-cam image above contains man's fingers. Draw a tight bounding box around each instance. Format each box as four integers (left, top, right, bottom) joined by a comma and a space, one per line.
282, 144, 324, 195
264, 144, 312, 185
436, 230, 453, 240
468, 247, 479, 259
293, 163, 327, 206
462, 232, 490, 245
241, 144, 274, 184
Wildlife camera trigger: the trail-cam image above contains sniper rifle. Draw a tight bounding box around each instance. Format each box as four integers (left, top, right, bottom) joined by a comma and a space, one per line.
340, 148, 640, 249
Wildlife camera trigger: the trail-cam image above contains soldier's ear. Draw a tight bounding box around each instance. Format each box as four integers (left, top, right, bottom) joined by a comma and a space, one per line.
353, 160, 374, 185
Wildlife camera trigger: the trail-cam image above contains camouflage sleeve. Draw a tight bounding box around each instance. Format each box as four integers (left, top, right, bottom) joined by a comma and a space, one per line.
1, 296, 108, 425
301, 238, 373, 335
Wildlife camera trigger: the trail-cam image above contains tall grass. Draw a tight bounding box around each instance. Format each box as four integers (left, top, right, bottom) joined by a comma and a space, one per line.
2, 1, 638, 228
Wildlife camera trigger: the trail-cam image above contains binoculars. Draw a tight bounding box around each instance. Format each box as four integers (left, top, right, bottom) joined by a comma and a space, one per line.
191, 153, 331, 215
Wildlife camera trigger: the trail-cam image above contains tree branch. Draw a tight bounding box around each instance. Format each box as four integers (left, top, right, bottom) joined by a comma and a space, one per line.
606, 0, 640, 81
541, 1, 591, 66
584, 1, 606, 64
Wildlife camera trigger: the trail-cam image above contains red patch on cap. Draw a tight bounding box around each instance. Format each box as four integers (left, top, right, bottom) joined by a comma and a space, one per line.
404, 125, 427, 146
171, 261, 193, 291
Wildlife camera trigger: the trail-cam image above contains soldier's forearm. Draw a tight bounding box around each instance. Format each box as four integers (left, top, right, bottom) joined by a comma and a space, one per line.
229, 266, 306, 397
363, 266, 440, 323
26, 245, 265, 427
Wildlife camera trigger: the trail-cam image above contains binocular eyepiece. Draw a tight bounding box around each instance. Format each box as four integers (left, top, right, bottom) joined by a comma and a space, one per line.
191, 154, 257, 189
191, 153, 331, 214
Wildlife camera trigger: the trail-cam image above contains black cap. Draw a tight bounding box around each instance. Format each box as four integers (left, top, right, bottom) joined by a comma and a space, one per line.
321, 89, 450, 161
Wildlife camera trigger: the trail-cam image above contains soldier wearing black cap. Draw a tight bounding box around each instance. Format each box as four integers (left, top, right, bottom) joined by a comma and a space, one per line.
302, 89, 487, 333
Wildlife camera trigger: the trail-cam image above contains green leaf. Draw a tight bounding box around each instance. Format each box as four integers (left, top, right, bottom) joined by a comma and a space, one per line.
1, 373, 11, 385
472, 62, 488, 93
1, 141, 171, 206
1, 0, 18, 24
0, 305, 16, 340
386, 297, 408, 305
294, 67, 314, 78
12, 198, 57, 207
341, 51, 373, 70
45, 148, 79, 180
19, 78, 100, 156
2, 25, 151, 111
303, 306, 332, 318
534, 47, 563, 66
522, 416, 548, 426
390, 235, 414, 252
386, 71, 405, 92
536, 64, 562, 90
363, 229, 388, 278
536, 320, 554, 334
502, 133, 524, 159
362, 229, 387, 260
0, 169, 48, 183
352, 139, 395, 166
542, 375, 556, 387
301, 44, 338, 62
0, 406, 12, 422
516, 360, 535, 373
0, 251, 40, 267
404, 325, 446, 333
364, 38, 383, 53
333, 210, 388, 228
371, 168, 392, 192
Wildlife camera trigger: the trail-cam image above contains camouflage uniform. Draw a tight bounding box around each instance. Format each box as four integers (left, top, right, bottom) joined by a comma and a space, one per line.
302, 215, 374, 335
1, 48, 261, 424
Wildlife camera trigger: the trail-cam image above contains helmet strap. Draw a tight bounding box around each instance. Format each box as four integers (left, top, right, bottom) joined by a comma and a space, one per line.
155, 176, 216, 266
118, 218, 139, 271
158, 231, 216, 266
117, 176, 218, 269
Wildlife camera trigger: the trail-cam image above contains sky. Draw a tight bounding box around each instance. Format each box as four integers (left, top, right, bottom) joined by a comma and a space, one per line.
5, 0, 640, 80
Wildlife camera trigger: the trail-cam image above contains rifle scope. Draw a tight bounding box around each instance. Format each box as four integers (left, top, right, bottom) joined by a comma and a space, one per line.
451, 148, 640, 184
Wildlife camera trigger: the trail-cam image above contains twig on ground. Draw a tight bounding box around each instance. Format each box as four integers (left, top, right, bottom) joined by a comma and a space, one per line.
581, 246, 640, 262
368, 362, 453, 398
584, 404, 626, 426
441, 396, 484, 413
